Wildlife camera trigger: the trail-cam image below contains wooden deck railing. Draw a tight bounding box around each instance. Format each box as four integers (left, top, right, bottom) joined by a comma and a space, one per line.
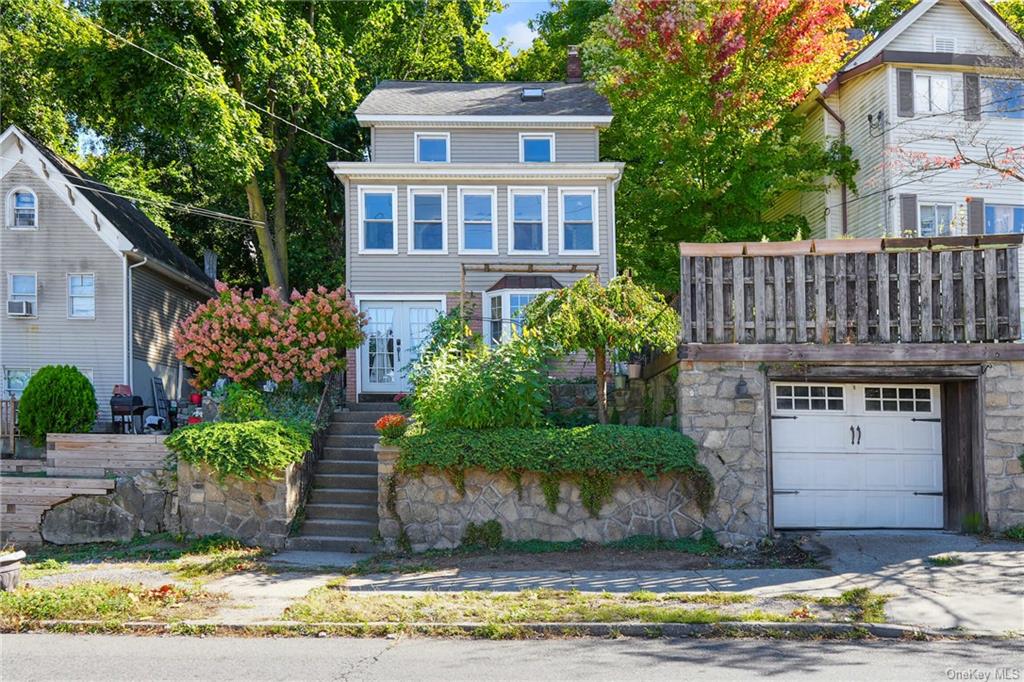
680, 236, 1021, 345
1, 397, 16, 452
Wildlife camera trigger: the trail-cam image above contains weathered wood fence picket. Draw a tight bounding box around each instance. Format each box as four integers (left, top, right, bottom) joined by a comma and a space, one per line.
680, 238, 1021, 345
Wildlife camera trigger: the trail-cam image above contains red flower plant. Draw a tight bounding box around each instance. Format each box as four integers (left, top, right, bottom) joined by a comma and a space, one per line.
374, 413, 409, 442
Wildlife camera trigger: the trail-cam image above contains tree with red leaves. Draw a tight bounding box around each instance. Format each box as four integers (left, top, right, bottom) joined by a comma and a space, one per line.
588, 0, 859, 289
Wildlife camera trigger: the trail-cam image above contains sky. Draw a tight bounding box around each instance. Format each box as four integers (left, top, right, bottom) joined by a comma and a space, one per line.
484, 1, 552, 54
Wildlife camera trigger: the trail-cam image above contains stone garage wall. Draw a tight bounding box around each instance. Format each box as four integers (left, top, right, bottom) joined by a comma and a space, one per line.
377, 446, 709, 552
177, 461, 303, 549
982, 361, 1024, 532
676, 361, 768, 545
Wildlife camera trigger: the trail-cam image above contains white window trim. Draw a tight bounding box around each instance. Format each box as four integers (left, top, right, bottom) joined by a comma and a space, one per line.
406, 186, 448, 255
457, 186, 498, 255
3, 367, 32, 398
918, 201, 956, 237
518, 132, 556, 163
67, 272, 96, 320
557, 187, 600, 256
507, 186, 549, 255
7, 271, 38, 318
357, 185, 399, 255
414, 132, 451, 163
914, 74, 951, 113
483, 288, 551, 345
6, 187, 38, 230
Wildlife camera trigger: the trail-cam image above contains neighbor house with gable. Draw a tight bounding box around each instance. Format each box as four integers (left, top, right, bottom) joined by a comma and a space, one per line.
331, 51, 623, 401
766, 0, 1024, 316
0, 125, 214, 425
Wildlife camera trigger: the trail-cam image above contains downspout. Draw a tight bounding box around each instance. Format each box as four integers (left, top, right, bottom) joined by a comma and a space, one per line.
816, 98, 849, 236
126, 255, 148, 389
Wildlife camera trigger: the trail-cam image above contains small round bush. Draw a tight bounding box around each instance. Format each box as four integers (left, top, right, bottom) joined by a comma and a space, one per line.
18, 365, 97, 446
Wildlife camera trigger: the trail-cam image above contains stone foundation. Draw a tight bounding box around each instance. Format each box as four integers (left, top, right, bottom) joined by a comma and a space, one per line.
176, 461, 303, 549
982, 361, 1024, 531
377, 446, 708, 552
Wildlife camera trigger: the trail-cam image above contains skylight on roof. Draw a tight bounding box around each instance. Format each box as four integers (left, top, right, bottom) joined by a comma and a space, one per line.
521, 87, 545, 101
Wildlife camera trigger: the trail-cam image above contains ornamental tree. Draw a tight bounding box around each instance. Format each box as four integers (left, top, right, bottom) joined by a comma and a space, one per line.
586, 0, 859, 289
175, 282, 365, 390
524, 274, 679, 424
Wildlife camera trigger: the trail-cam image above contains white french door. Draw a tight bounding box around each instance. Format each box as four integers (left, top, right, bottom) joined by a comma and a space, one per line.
359, 299, 443, 394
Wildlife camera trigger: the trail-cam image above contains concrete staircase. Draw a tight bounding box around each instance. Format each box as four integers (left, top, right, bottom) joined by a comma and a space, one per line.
287, 403, 393, 553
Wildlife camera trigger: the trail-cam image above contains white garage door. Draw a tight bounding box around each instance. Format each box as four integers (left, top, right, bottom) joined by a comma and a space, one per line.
771, 383, 943, 529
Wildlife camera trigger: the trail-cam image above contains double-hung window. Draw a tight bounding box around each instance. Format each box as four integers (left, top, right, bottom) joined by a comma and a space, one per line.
508, 188, 547, 254
3, 368, 31, 398
359, 187, 397, 253
914, 75, 950, 113
919, 203, 954, 237
981, 78, 1024, 119
407, 187, 447, 254
458, 187, 497, 254
985, 204, 1024, 234
68, 274, 96, 319
8, 189, 37, 229
415, 133, 449, 163
8, 273, 37, 316
486, 290, 543, 344
559, 188, 598, 254
519, 133, 554, 162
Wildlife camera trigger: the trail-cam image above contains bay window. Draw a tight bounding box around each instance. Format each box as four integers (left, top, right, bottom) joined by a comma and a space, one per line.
458, 187, 497, 254
559, 188, 598, 254
407, 187, 447, 253
508, 188, 547, 254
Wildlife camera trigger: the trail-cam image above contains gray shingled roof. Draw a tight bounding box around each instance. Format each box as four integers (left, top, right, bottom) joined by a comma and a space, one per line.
356, 81, 612, 118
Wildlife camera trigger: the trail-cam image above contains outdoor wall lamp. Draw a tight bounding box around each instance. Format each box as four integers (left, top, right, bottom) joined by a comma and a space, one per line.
735, 379, 752, 400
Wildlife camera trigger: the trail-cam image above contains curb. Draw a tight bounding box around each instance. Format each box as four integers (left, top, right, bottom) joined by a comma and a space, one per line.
3, 619, 1008, 640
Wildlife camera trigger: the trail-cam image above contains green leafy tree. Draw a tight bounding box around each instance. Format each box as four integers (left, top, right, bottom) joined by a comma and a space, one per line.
585, 0, 858, 289
994, 0, 1024, 35
847, 0, 917, 35
523, 274, 678, 424
510, 0, 611, 80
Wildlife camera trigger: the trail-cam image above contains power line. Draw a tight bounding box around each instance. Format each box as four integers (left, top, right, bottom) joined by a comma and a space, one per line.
63, 4, 360, 159
869, 93, 1023, 138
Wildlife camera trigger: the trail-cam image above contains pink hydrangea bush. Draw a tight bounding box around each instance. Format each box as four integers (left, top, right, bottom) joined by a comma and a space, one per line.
175, 282, 366, 389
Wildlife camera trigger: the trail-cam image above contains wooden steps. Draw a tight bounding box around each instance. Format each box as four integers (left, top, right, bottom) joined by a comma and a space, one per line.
0, 460, 45, 474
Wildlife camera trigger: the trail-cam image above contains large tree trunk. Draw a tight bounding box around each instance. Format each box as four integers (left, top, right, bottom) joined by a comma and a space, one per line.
272, 153, 289, 289
244, 177, 286, 292
595, 345, 608, 424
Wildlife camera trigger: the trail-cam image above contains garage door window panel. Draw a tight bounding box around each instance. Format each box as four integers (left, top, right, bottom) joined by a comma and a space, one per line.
774, 384, 845, 412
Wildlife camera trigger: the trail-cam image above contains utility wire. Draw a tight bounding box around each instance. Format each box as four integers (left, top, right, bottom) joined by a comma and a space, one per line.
868, 93, 1023, 138
63, 4, 360, 159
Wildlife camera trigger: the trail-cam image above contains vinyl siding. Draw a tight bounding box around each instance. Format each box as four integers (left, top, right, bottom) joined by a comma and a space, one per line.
131, 266, 205, 403
887, 0, 1013, 55
838, 66, 890, 237
0, 161, 125, 421
347, 179, 614, 293
372, 128, 599, 163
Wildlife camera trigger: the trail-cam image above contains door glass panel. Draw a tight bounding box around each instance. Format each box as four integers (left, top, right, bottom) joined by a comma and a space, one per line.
407, 307, 439, 366
365, 307, 396, 385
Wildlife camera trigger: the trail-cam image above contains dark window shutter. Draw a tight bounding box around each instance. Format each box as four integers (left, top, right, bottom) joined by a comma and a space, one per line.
897, 69, 915, 118
963, 73, 980, 121
968, 197, 985, 234
900, 194, 918, 235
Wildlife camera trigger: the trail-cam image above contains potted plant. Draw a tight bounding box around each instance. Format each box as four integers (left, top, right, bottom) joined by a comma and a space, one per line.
626, 354, 643, 380
0, 547, 25, 591
613, 365, 628, 391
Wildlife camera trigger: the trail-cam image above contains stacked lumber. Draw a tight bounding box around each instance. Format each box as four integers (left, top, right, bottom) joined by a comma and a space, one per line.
45, 434, 170, 477
0, 461, 45, 474
0, 476, 116, 546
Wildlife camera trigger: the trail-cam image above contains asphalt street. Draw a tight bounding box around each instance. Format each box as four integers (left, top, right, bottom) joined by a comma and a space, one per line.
2, 634, 1022, 681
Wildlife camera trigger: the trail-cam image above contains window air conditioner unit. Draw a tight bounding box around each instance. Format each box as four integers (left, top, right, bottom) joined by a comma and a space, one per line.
7, 300, 33, 316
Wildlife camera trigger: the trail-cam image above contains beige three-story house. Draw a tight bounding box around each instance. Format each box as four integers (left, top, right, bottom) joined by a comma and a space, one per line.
332, 57, 623, 401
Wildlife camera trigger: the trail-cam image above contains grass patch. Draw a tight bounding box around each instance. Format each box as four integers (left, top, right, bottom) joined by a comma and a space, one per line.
1002, 525, 1024, 542
20, 558, 72, 580
606, 531, 721, 555
781, 588, 889, 623
926, 554, 965, 567
0, 581, 221, 628
284, 588, 794, 626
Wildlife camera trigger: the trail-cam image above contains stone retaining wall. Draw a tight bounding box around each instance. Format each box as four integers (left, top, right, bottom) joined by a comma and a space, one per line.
377, 446, 708, 552
176, 461, 303, 549
982, 361, 1024, 531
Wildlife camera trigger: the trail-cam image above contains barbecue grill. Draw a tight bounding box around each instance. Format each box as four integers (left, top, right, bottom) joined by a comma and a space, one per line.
110, 394, 146, 433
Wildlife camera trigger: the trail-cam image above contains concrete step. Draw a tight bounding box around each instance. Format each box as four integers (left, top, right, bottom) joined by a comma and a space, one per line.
337, 403, 398, 413
331, 421, 378, 436
320, 446, 377, 461
304, 503, 378, 522
286, 535, 376, 553
316, 460, 377, 475
331, 410, 393, 424
309, 488, 378, 505
299, 518, 377, 537
312, 473, 378, 490
325, 434, 378, 448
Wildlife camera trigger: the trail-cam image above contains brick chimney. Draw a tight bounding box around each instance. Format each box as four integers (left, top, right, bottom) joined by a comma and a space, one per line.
566, 45, 582, 82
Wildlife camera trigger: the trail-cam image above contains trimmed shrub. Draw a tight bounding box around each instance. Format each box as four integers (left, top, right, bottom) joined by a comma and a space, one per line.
396, 425, 713, 516
165, 420, 310, 480
17, 365, 97, 446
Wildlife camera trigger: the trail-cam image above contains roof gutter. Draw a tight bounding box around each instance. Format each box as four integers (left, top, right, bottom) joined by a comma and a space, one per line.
126, 257, 148, 390
815, 94, 849, 236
